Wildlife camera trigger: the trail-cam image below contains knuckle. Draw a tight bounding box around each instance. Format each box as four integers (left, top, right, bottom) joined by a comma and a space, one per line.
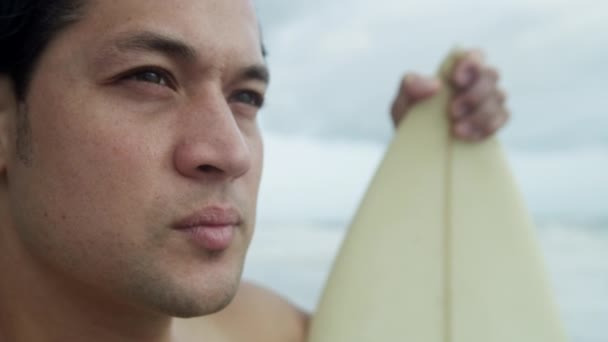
491, 109, 509, 130
473, 104, 494, 125
401, 73, 418, 89
496, 88, 507, 103
465, 85, 485, 105
466, 49, 485, 65
485, 67, 500, 83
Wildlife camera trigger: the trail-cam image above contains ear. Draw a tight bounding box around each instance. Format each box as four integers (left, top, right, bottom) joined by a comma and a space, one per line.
0, 76, 17, 173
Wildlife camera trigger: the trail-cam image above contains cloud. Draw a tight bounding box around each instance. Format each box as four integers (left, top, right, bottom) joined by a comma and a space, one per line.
509, 145, 608, 222
257, 133, 384, 224
245, 219, 608, 339
252, 5, 606, 338
256, 0, 608, 150
257, 133, 608, 225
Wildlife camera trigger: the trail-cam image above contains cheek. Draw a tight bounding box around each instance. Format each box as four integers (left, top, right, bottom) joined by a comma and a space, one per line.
15, 86, 168, 242
7, 89, 174, 286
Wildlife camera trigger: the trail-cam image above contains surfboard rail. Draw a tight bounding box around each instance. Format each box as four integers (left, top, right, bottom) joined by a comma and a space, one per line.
307, 51, 568, 342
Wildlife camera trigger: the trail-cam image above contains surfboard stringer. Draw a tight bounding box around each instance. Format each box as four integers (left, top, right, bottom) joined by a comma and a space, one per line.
307, 52, 568, 342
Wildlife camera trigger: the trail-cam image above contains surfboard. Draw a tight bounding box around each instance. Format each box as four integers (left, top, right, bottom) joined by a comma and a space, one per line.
307, 52, 568, 342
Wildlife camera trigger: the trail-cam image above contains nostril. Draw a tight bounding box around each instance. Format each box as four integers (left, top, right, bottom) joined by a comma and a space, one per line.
197, 164, 221, 173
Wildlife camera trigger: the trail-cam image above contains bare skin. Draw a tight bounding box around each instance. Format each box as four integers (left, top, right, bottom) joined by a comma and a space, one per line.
0, 0, 508, 341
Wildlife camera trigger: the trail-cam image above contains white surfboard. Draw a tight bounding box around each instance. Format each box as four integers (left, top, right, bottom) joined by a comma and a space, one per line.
307, 52, 568, 342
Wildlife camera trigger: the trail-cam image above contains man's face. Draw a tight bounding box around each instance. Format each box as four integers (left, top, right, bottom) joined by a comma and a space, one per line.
5, 0, 266, 317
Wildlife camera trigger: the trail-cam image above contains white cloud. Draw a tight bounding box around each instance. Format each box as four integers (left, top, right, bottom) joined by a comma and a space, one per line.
510, 145, 608, 221
244, 220, 608, 341
256, 0, 608, 149
257, 133, 608, 225
252, 4, 607, 339
257, 133, 384, 224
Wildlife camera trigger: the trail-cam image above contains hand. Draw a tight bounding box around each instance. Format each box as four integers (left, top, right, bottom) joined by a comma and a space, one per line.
390, 50, 510, 142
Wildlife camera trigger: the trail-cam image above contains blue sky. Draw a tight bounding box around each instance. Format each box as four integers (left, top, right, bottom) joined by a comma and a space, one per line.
254, 0, 608, 225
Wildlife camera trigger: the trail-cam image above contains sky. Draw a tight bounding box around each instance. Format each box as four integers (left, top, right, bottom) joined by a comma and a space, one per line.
246, 1, 607, 341
253, 0, 608, 225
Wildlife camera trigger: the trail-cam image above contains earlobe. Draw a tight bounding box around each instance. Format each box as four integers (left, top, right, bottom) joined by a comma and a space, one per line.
0, 76, 17, 173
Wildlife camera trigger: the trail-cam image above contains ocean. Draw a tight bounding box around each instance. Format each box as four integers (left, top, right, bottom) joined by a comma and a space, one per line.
244, 220, 608, 342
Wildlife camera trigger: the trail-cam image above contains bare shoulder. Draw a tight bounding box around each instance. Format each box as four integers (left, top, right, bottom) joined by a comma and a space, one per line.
216, 281, 310, 341
177, 281, 310, 342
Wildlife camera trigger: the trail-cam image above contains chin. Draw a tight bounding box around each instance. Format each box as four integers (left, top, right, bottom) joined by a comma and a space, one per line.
121, 250, 244, 318
141, 275, 242, 318
112, 227, 252, 318
164, 288, 238, 318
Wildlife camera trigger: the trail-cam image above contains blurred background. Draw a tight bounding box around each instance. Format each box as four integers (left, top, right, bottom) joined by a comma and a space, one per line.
244, 1, 607, 341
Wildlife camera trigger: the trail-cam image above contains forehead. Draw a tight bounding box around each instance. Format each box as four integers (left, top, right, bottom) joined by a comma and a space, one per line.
72, 0, 263, 63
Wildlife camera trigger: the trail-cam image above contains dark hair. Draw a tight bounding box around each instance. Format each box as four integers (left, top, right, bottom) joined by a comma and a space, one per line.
0, 0, 85, 100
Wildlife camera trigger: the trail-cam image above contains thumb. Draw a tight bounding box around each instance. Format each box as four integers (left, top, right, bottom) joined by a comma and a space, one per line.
390, 73, 441, 127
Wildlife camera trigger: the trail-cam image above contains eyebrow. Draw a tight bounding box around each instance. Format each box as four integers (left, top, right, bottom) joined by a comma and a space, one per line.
115, 31, 199, 62
112, 31, 269, 84
239, 64, 270, 85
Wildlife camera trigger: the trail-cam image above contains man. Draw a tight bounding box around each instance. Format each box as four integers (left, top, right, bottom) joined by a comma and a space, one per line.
0, 0, 509, 341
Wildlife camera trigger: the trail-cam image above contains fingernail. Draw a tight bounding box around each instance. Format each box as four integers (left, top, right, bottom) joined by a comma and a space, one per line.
456, 122, 473, 136
453, 102, 467, 118
420, 77, 440, 91
406, 74, 420, 85
457, 66, 475, 87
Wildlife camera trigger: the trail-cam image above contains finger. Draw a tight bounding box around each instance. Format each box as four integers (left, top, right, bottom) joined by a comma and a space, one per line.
453, 92, 509, 141
451, 49, 485, 90
473, 107, 510, 140
450, 67, 501, 120
390, 73, 441, 126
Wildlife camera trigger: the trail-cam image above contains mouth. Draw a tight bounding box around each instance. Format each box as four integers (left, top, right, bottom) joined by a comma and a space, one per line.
173, 205, 242, 252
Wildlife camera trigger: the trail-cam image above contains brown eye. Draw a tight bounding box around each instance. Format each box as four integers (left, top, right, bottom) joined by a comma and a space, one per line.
231, 90, 264, 108
131, 70, 168, 86
122, 67, 175, 89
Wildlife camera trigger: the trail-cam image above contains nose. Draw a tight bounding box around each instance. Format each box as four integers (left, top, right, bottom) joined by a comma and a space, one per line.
173, 92, 252, 182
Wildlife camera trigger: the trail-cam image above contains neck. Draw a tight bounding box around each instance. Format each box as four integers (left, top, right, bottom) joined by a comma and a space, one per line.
0, 204, 176, 342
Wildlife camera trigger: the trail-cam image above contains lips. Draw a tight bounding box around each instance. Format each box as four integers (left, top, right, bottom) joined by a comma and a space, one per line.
173, 206, 241, 251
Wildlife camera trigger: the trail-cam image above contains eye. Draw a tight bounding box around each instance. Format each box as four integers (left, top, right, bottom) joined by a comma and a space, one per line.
230, 90, 265, 108
123, 67, 175, 88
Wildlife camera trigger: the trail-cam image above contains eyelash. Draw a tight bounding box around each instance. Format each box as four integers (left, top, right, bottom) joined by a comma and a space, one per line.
122, 67, 176, 89
119, 67, 265, 108
229, 90, 265, 108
